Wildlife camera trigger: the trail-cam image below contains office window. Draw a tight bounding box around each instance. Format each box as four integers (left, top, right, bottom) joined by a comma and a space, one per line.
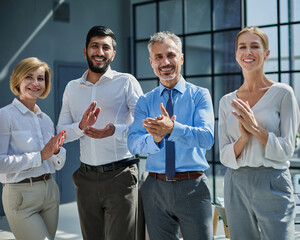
159, 0, 183, 34
185, 0, 210, 33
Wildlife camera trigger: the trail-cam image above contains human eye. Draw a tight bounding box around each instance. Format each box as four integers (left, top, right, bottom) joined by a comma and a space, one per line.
90, 44, 98, 49
38, 77, 45, 81
25, 75, 33, 79
239, 46, 246, 50
103, 45, 111, 51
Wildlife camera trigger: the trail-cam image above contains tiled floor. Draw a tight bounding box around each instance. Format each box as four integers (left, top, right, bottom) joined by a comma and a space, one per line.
0, 202, 300, 239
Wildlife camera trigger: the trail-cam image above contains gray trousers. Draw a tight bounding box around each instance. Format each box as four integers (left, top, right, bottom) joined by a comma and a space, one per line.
72, 164, 138, 240
224, 167, 295, 240
141, 174, 213, 240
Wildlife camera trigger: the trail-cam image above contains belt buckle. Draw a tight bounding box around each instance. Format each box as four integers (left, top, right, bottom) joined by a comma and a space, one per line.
43, 174, 50, 181
165, 177, 176, 182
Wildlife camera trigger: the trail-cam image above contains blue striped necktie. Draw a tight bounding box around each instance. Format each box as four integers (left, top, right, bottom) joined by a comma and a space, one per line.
165, 89, 175, 179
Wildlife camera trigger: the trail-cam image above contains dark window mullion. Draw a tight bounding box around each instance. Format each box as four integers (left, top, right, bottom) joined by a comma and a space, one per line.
182, 0, 186, 77
133, 5, 137, 77
277, 0, 282, 82
211, 0, 217, 203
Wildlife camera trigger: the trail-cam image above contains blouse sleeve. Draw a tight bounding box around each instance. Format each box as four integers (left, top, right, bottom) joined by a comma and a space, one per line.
265, 87, 300, 161
218, 96, 240, 169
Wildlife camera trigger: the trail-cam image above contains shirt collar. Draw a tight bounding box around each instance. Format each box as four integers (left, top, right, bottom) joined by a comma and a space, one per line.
159, 75, 186, 96
13, 98, 43, 115
80, 67, 114, 85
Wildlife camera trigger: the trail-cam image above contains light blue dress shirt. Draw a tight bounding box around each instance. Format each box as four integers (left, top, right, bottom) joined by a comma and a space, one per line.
128, 76, 214, 173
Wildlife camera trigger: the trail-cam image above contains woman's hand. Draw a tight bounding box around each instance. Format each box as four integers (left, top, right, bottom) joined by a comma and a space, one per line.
41, 130, 66, 161
232, 98, 268, 146
231, 99, 258, 134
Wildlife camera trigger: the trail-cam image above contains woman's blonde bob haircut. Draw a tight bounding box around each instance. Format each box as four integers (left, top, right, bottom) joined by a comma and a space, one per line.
235, 26, 269, 52
10, 57, 51, 99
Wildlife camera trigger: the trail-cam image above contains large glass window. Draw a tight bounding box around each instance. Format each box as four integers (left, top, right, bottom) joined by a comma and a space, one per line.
135, 3, 156, 40
159, 0, 182, 34
185, 34, 212, 75
185, 0, 210, 33
246, 0, 277, 26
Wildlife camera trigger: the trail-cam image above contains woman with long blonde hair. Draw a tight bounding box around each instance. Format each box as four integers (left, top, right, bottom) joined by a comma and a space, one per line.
219, 27, 300, 240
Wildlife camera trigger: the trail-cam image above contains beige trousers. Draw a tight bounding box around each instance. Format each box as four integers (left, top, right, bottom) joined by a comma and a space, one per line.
2, 177, 60, 240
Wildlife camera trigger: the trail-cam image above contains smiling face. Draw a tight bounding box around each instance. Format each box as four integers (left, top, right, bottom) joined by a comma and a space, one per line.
84, 36, 116, 74
149, 39, 183, 88
18, 66, 46, 102
235, 32, 270, 73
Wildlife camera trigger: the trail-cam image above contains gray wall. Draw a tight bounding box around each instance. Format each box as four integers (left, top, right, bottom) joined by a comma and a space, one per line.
0, 0, 131, 118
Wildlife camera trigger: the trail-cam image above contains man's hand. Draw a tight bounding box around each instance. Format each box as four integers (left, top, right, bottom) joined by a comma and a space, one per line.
41, 130, 66, 161
79, 102, 101, 130
84, 123, 115, 139
143, 103, 176, 143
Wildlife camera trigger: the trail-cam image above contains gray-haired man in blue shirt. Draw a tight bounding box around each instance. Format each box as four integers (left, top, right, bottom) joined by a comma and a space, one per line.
128, 31, 214, 240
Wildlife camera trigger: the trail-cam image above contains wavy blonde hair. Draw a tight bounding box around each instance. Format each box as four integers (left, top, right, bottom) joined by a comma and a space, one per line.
10, 57, 51, 99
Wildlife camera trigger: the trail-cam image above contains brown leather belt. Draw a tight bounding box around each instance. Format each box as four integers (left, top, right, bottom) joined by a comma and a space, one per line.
149, 171, 204, 181
17, 174, 51, 184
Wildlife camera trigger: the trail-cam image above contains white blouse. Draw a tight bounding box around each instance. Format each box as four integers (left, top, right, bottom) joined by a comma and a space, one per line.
0, 98, 66, 183
219, 82, 300, 170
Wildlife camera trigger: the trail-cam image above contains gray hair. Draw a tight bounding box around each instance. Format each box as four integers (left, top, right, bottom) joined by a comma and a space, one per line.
148, 31, 182, 53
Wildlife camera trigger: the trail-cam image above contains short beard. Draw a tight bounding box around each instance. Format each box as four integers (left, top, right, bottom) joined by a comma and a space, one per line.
87, 55, 112, 73
158, 65, 176, 81
160, 75, 175, 81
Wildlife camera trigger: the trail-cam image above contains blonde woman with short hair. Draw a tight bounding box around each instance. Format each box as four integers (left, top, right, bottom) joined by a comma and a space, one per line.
0, 57, 66, 240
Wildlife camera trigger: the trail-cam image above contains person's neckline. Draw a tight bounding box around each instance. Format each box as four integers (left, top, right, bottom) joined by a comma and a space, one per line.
235, 82, 277, 109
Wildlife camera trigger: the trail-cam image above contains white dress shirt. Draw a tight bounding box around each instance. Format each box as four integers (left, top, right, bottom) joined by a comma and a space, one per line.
57, 67, 143, 166
219, 82, 300, 170
0, 98, 66, 183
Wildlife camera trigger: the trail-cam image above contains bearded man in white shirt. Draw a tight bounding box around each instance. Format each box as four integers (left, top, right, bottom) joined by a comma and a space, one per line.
57, 26, 143, 240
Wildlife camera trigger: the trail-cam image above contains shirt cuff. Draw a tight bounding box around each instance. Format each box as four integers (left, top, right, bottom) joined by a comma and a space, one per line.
51, 147, 66, 170
168, 121, 182, 142
74, 122, 85, 136
147, 135, 163, 152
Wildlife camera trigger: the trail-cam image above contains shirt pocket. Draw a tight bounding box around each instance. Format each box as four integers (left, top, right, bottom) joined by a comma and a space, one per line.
11, 130, 37, 154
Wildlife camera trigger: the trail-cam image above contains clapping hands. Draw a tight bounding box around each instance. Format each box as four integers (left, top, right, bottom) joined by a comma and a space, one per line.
143, 103, 176, 143
79, 101, 101, 130
80, 101, 115, 139
231, 99, 258, 138
41, 130, 66, 161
